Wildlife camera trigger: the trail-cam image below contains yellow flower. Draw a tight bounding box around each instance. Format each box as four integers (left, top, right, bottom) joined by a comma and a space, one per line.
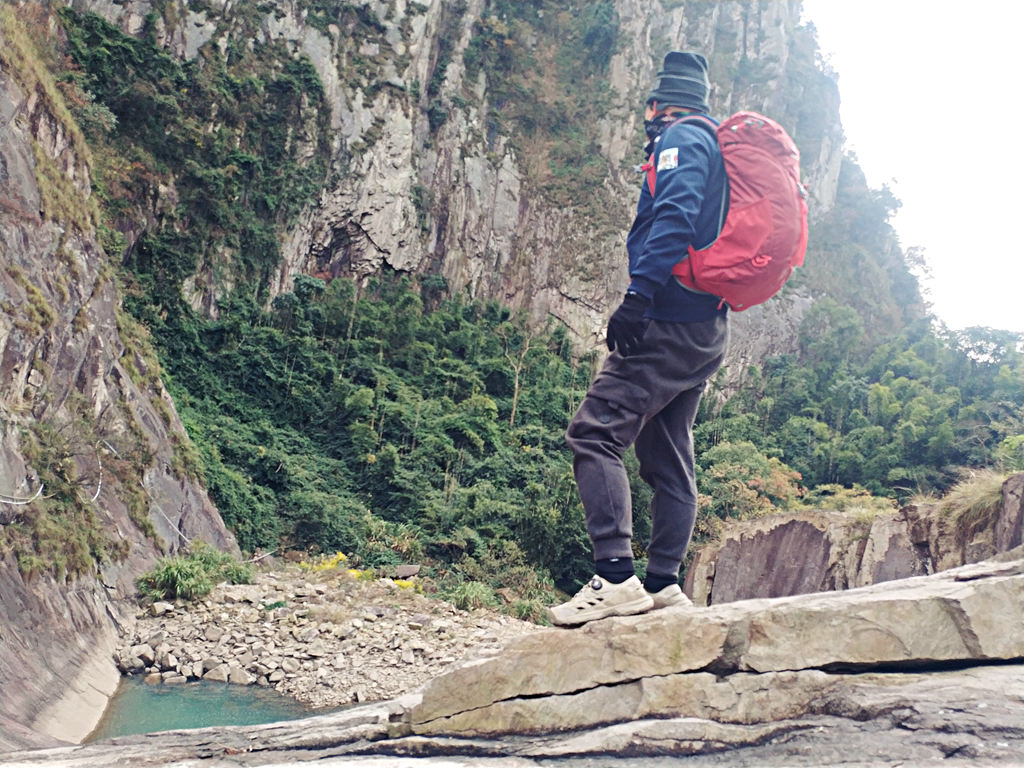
302, 551, 349, 571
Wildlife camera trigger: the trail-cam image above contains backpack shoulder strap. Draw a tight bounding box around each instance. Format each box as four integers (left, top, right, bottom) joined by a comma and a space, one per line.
669, 113, 717, 137
644, 115, 728, 237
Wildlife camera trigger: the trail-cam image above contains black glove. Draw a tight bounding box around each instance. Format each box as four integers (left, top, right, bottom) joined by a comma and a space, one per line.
606, 291, 650, 357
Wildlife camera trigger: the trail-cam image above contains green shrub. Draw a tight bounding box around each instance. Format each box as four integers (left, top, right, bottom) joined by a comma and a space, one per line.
138, 541, 252, 601
511, 598, 547, 624
442, 580, 498, 611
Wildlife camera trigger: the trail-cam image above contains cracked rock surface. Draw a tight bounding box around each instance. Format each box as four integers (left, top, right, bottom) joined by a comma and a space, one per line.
410, 552, 1024, 732
5, 551, 1022, 767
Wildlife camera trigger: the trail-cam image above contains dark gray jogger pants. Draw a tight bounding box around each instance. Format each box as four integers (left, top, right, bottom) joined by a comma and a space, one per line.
565, 315, 728, 579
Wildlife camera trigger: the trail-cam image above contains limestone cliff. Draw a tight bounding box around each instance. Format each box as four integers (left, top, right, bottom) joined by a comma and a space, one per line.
74, 0, 842, 351
0, 9, 236, 749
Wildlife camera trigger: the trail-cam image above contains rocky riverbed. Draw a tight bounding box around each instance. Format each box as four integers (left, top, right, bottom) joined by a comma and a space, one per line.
113, 561, 539, 709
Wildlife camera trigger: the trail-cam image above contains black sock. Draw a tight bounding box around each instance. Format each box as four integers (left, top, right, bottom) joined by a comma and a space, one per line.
643, 572, 677, 593
595, 557, 634, 584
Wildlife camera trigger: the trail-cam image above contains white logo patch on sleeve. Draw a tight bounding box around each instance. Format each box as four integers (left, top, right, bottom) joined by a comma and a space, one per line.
656, 147, 679, 171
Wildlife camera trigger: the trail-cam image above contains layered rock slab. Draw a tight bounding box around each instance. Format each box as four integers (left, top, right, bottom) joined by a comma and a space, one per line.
411, 553, 1024, 734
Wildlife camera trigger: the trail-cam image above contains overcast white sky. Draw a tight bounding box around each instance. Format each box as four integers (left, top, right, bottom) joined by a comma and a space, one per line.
801, 1, 1024, 335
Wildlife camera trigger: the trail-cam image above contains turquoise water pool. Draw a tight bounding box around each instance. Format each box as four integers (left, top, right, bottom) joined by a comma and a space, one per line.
87, 676, 322, 741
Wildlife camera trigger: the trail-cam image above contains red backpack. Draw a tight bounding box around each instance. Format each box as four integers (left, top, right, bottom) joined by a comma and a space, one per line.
644, 111, 808, 311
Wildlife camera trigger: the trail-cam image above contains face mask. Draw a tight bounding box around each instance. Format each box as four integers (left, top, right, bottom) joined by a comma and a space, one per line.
643, 111, 690, 155
644, 117, 664, 143
643, 113, 675, 155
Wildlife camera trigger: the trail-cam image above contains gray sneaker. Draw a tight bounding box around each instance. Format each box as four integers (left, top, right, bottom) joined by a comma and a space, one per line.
647, 583, 693, 610
547, 575, 654, 626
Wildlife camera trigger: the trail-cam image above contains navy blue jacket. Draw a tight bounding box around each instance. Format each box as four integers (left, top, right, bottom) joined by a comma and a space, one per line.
626, 116, 728, 323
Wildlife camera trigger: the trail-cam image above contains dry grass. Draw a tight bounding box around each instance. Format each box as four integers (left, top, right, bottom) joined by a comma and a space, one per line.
940, 469, 1008, 546
941, 470, 1008, 516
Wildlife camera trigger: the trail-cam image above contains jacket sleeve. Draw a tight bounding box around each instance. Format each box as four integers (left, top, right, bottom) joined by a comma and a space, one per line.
627, 124, 716, 299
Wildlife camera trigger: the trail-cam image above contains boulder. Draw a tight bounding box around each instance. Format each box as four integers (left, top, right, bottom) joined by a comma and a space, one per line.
129, 644, 154, 666
411, 553, 1024, 736
203, 665, 229, 683
150, 603, 175, 617
227, 666, 251, 686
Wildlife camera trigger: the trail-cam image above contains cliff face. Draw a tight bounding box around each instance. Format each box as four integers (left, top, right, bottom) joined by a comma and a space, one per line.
73, 0, 842, 350
0, 10, 236, 749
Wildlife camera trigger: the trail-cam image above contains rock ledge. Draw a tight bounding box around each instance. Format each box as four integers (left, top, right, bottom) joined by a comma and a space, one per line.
5, 550, 1022, 767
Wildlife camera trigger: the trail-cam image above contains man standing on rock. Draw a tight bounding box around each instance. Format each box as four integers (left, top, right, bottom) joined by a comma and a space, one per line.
549, 51, 729, 626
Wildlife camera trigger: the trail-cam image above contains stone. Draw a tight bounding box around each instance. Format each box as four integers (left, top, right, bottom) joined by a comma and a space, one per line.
120, 654, 146, 673
394, 565, 421, 579
86, 541, 1024, 763
307, 641, 327, 658
996, 473, 1024, 551
228, 666, 251, 685
411, 555, 1024, 735
131, 643, 155, 666
235, 651, 256, 667
145, 631, 167, 648
686, 478, 1024, 605
151, 602, 175, 617
203, 665, 229, 683
204, 626, 225, 644
12, 663, 1023, 766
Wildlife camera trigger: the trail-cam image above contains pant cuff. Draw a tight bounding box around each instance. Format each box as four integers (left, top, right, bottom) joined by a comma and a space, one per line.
592, 537, 634, 563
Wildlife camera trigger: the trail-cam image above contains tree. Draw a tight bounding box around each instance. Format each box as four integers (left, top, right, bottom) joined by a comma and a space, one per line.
698, 441, 802, 523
